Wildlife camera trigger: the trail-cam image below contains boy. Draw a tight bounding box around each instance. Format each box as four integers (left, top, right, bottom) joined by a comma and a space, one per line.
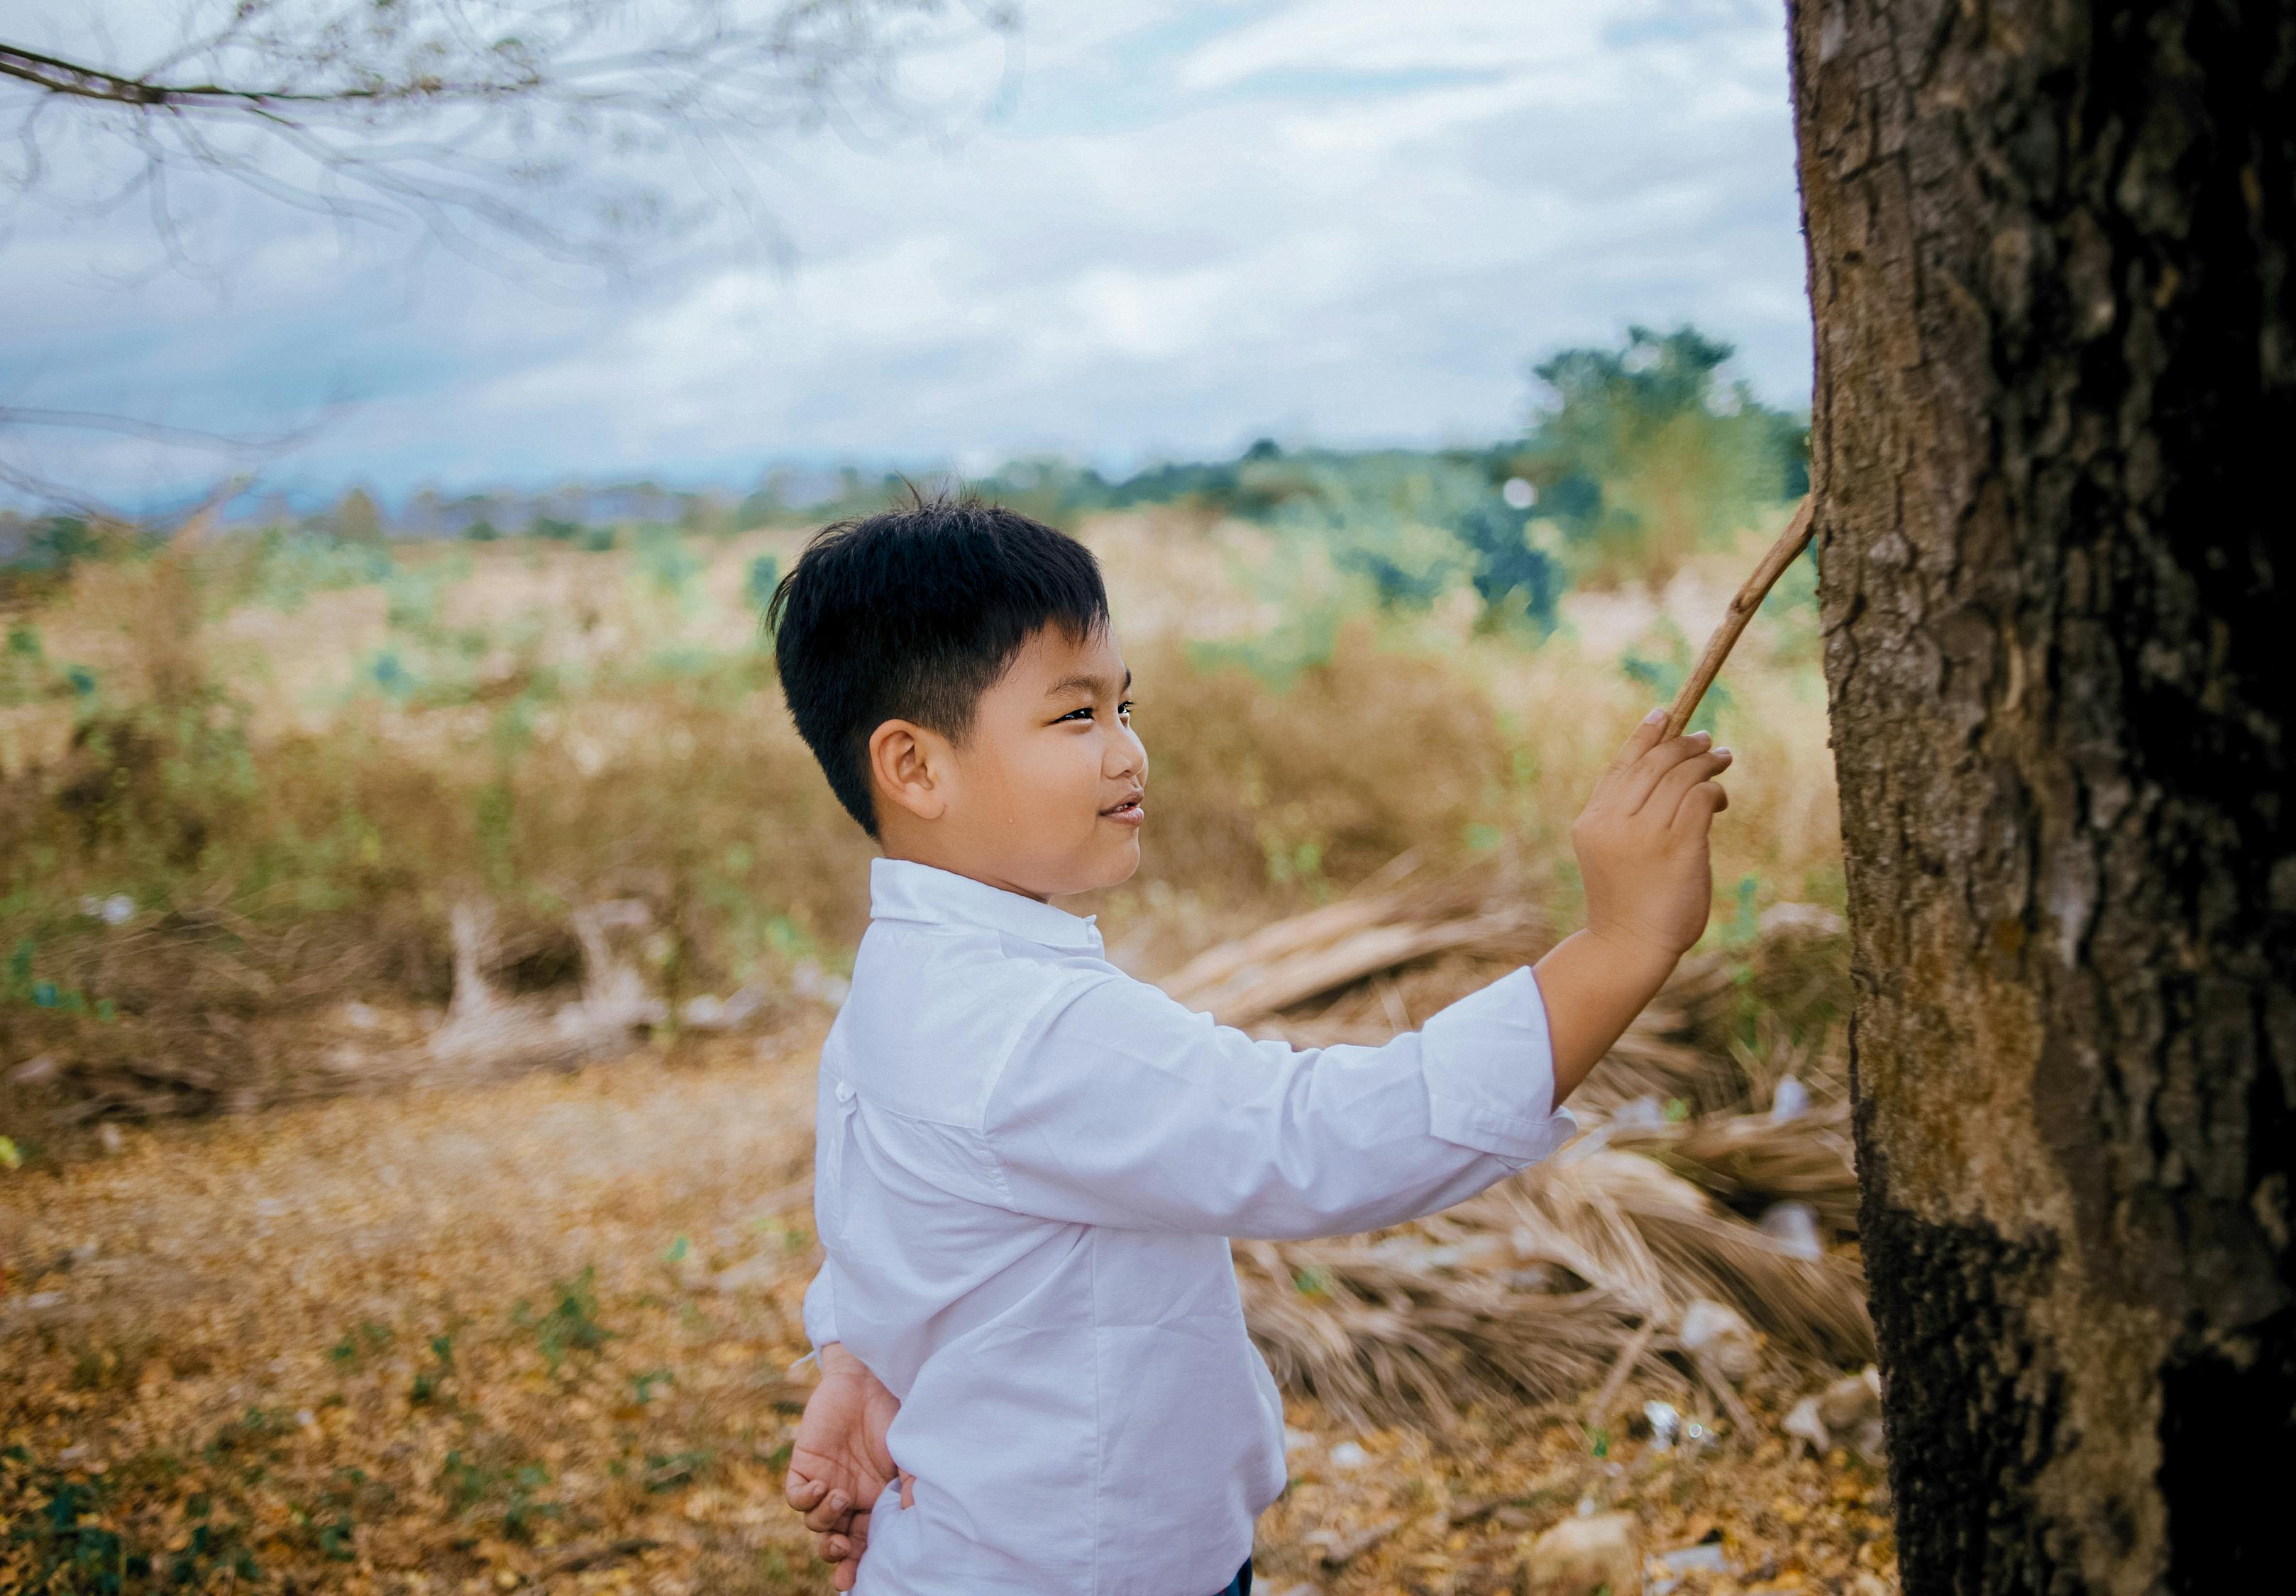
769, 499, 1731, 1594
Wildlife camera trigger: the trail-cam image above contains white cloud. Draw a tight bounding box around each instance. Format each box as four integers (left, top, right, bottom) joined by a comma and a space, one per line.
1, 0, 1811, 501
1175, 0, 1613, 88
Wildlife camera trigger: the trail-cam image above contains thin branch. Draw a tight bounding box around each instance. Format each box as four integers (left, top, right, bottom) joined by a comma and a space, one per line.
1665, 495, 1817, 736
0, 42, 499, 109
0, 405, 324, 453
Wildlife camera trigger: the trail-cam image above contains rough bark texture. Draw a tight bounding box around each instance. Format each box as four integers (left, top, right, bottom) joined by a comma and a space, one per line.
1786, 3, 2294, 1592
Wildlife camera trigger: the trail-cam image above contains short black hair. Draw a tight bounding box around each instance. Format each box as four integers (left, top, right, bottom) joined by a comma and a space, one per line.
766, 495, 1109, 836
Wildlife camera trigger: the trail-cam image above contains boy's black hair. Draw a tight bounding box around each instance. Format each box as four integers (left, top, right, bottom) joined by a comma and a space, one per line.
766, 494, 1109, 836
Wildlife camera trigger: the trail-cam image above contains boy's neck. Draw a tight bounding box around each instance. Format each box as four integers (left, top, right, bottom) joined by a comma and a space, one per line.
876, 841, 1053, 904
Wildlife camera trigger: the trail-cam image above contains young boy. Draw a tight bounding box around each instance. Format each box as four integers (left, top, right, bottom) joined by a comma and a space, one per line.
770, 499, 1731, 1595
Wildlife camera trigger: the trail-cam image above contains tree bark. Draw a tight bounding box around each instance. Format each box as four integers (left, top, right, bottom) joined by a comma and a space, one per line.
1786, 3, 2293, 1592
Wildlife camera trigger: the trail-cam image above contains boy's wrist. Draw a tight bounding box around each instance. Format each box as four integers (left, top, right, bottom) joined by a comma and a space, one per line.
1534, 926, 1684, 1107
1582, 919, 1691, 977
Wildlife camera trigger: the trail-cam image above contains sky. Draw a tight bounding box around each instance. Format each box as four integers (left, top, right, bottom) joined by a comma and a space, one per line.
1, 1, 1812, 507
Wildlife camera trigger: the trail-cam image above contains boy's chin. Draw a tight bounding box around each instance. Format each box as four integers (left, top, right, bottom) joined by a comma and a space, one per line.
1097, 836, 1144, 884
1064, 836, 1142, 895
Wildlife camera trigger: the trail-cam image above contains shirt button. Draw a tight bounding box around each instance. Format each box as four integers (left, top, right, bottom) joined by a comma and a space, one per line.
834, 1080, 856, 1102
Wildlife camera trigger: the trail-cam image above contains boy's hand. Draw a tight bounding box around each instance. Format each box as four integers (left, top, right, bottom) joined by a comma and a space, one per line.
1535, 710, 1734, 1105
785, 1343, 912, 1590
1573, 709, 1732, 963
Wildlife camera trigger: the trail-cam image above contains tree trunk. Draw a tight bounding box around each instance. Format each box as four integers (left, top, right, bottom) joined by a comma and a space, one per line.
1786, 2, 2293, 1591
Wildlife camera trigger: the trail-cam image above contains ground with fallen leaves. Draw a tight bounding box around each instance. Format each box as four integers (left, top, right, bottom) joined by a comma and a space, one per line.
1, 1036, 1894, 1595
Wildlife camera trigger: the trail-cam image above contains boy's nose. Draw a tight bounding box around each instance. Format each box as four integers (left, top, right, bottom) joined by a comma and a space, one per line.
1109, 724, 1147, 781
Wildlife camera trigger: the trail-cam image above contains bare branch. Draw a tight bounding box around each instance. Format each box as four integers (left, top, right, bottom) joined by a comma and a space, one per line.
1, 2, 1020, 273
1, 4, 1020, 514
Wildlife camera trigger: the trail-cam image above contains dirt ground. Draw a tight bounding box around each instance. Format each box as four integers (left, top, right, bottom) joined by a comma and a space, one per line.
1, 1038, 1895, 1595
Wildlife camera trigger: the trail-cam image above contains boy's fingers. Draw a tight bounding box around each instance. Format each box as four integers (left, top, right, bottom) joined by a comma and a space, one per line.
900, 1470, 917, 1509
1619, 731, 1713, 813
1652, 748, 1732, 819
1667, 767, 1733, 829
785, 1473, 825, 1511
1599, 708, 1669, 794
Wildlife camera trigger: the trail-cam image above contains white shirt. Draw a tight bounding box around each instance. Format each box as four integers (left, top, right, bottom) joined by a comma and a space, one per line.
805, 858, 1575, 1596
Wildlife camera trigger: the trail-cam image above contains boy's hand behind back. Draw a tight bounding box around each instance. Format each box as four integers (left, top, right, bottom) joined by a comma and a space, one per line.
785, 1344, 910, 1590
1535, 710, 1733, 1104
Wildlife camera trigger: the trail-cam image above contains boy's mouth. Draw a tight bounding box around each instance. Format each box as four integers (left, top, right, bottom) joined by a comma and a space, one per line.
1099, 791, 1145, 826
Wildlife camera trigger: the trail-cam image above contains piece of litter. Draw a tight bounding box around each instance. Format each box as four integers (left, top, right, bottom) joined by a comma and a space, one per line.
1759, 1199, 1825, 1259
1643, 1399, 1681, 1451
1783, 1394, 1830, 1456
1770, 1075, 1810, 1122
1650, 1539, 1735, 1595
1657, 1542, 1730, 1575
1818, 1365, 1889, 1463
1678, 1298, 1759, 1381
1325, 1440, 1369, 1470
1526, 1511, 1638, 1594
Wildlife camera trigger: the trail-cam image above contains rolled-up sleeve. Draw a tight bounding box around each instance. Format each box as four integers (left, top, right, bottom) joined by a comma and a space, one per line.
801, 1263, 838, 1350
978, 965, 1575, 1239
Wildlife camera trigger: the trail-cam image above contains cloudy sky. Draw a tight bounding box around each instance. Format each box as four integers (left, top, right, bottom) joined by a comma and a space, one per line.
3, 1, 1811, 506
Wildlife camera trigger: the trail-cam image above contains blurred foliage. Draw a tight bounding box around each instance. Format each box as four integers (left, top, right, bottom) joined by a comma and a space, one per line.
0, 321, 1828, 1136
1503, 324, 1809, 587
4, 326, 1801, 638
330, 487, 386, 546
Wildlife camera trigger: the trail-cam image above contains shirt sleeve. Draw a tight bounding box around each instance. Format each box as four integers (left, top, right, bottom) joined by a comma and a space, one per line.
978, 964, 1576, 1239
801, 1262, 838, 1349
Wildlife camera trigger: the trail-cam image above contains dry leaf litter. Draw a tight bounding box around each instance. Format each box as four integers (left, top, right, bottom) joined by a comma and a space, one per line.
4, 887, 1895, 1595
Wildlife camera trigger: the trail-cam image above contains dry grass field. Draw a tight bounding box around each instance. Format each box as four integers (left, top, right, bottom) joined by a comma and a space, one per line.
0, 509, 1892, 1594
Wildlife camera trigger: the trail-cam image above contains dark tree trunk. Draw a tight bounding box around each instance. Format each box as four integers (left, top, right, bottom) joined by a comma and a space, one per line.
1785, 2, 2294, 1592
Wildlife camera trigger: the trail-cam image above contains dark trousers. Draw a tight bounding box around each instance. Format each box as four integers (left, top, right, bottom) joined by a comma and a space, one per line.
1211, 1563, 1252, 1596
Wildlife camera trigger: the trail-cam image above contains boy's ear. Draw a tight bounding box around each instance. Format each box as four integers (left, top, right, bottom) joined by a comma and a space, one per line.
866, 719, 951, 823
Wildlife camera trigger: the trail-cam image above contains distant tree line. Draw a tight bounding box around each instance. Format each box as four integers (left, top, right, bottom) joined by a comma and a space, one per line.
4, 326, 1808, 632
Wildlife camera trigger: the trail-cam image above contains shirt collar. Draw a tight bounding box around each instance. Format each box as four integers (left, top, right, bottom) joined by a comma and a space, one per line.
868, 857, 1105, 954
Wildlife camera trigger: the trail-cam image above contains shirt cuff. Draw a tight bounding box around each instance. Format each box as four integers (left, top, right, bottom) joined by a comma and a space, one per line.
1419, 965, 1577, 1166
801, 1264, 838, 1350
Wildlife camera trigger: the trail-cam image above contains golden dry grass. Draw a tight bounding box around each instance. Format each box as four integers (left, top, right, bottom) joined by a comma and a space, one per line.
2, 511, 1838, 1133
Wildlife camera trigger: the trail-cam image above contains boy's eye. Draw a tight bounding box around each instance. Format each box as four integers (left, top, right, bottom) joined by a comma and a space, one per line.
1054, 701, 1134, 725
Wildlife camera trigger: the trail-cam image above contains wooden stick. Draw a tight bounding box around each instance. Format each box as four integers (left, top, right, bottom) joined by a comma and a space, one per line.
1664, 494, 1816, 737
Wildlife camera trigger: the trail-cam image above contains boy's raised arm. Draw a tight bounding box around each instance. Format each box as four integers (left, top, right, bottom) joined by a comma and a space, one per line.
985, 961, 1572, 1239
978, 712, 1731, 1241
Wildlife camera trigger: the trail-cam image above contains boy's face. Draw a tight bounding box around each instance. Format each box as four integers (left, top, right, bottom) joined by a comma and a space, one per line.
868, 621, 1148, 902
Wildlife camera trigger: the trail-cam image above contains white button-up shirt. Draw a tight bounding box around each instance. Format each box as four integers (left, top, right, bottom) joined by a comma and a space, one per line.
804, 858, 1574, 1595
